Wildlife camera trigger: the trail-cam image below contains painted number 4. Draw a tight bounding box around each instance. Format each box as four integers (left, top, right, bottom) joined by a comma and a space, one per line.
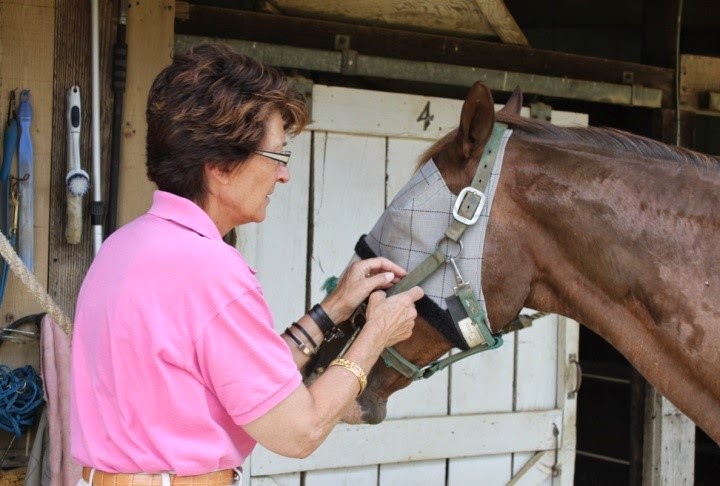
417, 101, 434, 130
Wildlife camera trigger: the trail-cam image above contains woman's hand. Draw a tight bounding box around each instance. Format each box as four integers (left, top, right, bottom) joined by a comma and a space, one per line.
321, 257, 407, 323
362, 286, 424, 348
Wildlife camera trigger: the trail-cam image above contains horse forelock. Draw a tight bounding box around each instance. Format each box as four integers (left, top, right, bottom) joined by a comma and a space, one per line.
496, 111, 720, 169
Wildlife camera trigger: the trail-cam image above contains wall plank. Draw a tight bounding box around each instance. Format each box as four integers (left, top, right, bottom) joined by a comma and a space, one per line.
236, 131, 311, 329
118, 0, 175, 226
46, 0, 115, 321
309, 132, 386, 305
251, 410, 562, 476
0, 0, 55, 337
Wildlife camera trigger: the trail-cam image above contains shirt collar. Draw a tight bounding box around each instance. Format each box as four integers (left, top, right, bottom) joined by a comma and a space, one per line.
147, 190, 223, 241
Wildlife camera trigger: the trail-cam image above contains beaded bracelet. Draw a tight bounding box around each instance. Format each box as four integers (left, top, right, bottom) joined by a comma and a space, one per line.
308, 304, 344, 342
285, 325, 316, 357
329, 358, 367, 396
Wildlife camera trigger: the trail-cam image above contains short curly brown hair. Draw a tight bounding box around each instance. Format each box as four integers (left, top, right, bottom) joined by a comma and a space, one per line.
145, 43, 308, 206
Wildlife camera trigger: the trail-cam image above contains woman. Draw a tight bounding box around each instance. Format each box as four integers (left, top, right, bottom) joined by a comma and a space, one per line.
70, 43, 423, 485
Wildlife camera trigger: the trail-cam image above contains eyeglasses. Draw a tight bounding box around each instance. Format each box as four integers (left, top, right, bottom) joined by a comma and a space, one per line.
253, 149, 291, 167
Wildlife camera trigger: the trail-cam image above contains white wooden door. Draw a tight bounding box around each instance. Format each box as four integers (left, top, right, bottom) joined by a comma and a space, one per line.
238, 86, 585, 486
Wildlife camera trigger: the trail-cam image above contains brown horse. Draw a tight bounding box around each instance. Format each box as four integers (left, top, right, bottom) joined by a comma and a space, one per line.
335, 81, 720, 445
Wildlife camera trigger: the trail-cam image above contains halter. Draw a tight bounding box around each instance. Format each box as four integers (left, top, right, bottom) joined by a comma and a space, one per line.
358, 122, 536, 380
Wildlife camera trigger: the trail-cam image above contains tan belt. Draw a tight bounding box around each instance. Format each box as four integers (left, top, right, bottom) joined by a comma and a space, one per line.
82, 467, 237, 486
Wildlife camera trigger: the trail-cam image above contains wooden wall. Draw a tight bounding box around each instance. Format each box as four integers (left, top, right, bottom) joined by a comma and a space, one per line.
0, 0, 56, 468
0, 0, 174, 469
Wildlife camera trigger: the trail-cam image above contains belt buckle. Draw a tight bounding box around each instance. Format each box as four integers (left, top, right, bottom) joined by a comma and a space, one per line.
453, 186, 485, 226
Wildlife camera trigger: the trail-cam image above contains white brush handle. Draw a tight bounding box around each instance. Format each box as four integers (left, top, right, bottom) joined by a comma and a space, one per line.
66, 85, 89, 192
67, 86, 82, 173
66, 86, 88, 244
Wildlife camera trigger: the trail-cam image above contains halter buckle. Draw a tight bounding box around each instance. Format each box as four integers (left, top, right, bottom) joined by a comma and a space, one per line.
452, 187, 485, 226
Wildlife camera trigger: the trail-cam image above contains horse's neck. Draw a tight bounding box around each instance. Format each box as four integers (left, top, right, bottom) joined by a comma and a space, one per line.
487, 135, 717, 341
488, 136, 720, 443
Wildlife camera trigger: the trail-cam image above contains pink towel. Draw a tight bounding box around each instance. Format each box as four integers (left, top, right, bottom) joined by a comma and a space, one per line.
37, 314, 81, 485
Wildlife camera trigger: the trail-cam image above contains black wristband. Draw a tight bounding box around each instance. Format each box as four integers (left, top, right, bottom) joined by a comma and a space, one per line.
292, 322, 318, 350
285, 325, 314, 356
308, 304, 344, 342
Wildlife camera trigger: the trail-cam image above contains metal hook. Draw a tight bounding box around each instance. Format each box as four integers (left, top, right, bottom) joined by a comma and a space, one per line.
0, 313, 43, 346
435, 236, 463, 260
567, 353, 583, 398
551, 423, 561, 477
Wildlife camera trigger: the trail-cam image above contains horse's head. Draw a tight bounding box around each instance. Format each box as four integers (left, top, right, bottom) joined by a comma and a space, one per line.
329, 82, 527, 424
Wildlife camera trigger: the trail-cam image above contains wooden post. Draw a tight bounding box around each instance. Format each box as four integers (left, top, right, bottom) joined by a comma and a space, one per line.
117, 0, 175, 225
642, 385, 696, 485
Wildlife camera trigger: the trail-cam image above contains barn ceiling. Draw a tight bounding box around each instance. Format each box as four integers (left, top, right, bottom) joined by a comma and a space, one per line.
261, 0, 529, 45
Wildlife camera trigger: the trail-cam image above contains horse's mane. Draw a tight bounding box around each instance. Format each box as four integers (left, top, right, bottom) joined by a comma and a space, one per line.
418, 111, 719, 169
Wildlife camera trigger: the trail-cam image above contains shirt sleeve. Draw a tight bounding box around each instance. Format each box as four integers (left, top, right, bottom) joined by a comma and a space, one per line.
195, 287, 302, 425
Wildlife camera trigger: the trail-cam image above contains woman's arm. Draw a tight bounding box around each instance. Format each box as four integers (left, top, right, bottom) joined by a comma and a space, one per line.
243, 284, 423, 458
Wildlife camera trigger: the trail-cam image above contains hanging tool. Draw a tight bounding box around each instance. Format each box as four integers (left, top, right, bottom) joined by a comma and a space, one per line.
0, 91, 18, 306
65, 86, 89, 244
90, 0, 103, 254
17, 90, 33, 272
106, 0, 128, 236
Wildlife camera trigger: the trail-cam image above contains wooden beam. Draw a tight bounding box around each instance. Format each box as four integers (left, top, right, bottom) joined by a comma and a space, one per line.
176, 35, 662, 108
267, 0, 497, 38
472, 0, 529, 46
175, 5, 674, 107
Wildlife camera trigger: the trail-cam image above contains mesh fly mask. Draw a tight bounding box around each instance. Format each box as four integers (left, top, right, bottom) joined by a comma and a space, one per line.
352, 125, 517, 379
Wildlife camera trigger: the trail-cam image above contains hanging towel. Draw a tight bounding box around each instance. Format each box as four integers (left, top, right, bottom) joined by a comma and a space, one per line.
26, 315, 81, 485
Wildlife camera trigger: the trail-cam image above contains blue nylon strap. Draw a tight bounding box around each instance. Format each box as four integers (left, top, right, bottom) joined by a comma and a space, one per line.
17, 90, 34, 272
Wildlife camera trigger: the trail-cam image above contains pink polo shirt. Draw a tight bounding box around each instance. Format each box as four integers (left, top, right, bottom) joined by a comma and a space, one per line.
71, 191, 302, 475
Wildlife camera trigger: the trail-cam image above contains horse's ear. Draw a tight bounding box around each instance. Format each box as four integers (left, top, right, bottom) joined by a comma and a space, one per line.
458, 81, 495, 158
498, 86, 523, 116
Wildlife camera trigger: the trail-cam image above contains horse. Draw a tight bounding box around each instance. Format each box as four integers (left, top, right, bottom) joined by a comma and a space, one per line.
322, 81, 720, 445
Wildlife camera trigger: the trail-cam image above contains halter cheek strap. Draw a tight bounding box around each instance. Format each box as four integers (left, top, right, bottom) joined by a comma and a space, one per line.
384, 122, 510, 349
